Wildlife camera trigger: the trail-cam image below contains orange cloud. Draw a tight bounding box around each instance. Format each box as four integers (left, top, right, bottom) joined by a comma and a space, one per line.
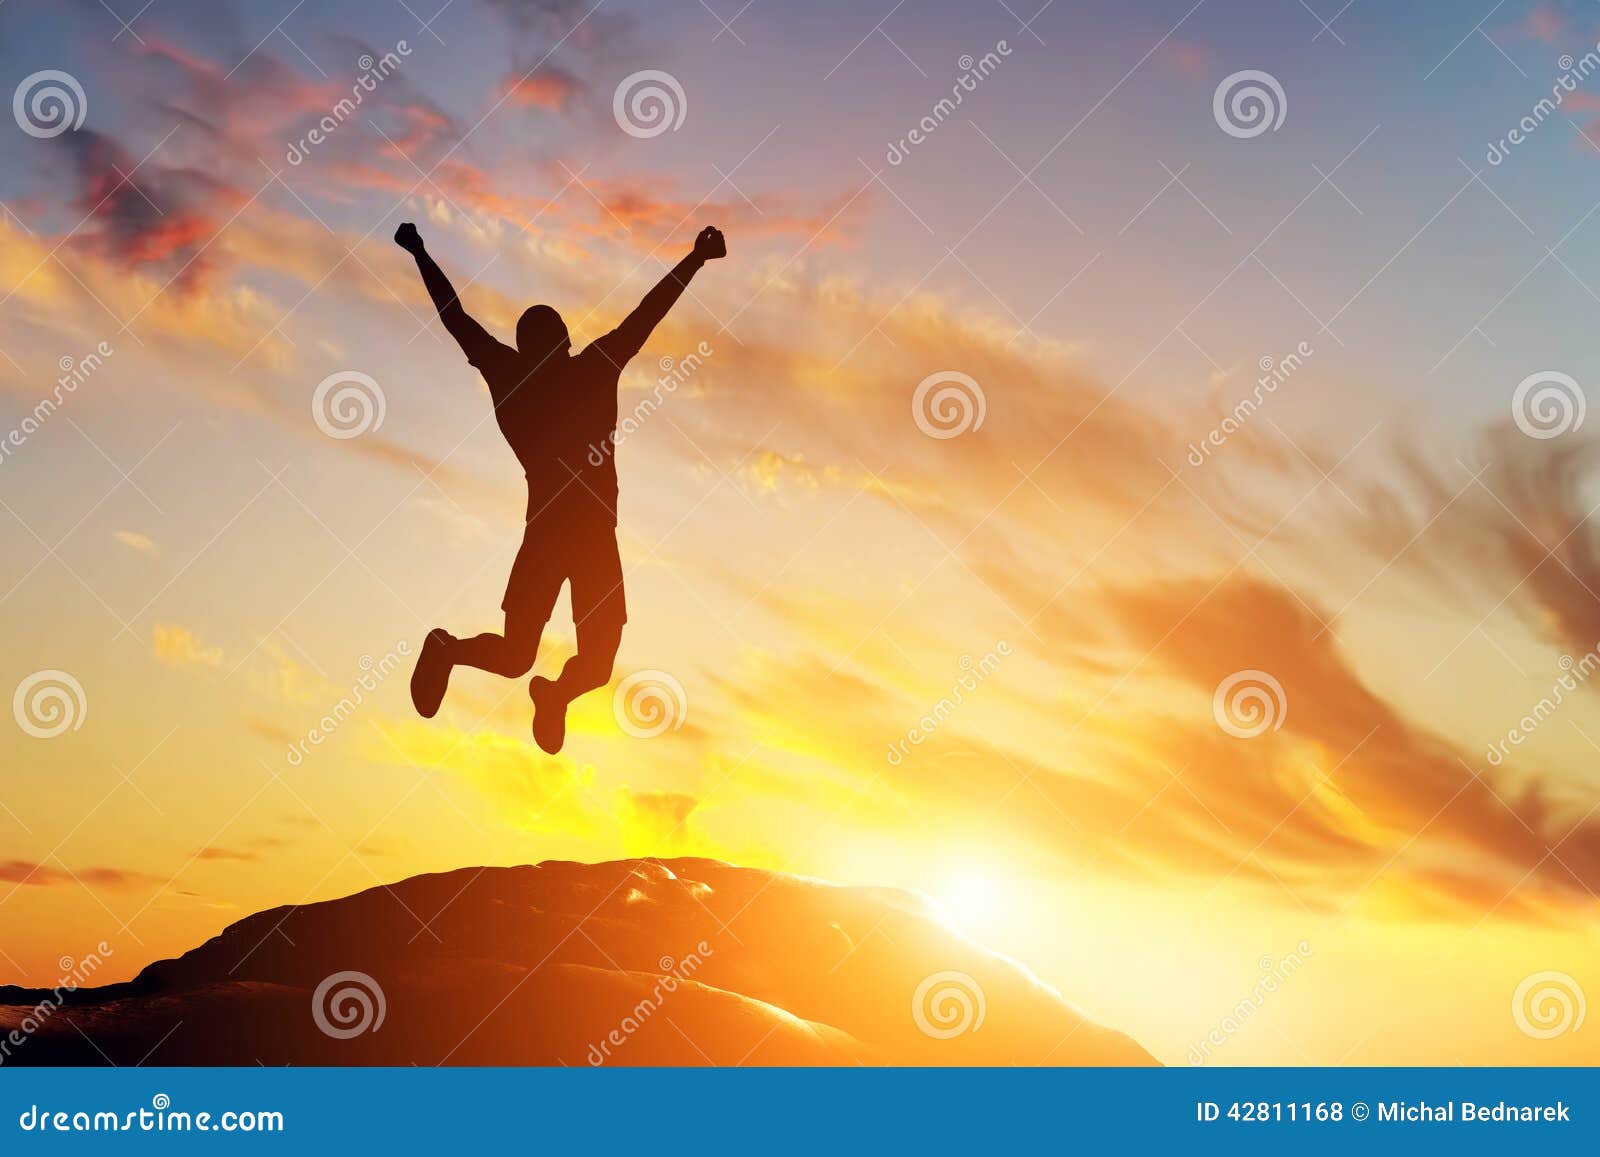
1525, 4, 1564, 42
113, 530, 159, 556
53, 128, 248, 287
500, 69, 585, 110
0, 861, 160, 889
987, 565, 1600, 920
196, 846, 258, 862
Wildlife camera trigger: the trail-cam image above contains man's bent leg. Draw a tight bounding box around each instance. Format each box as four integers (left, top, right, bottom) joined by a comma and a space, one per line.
413, 613, 542, 716
530, 528, 625, 754
447, 517, 561, 684
529, 624, 619, 755
448, 610, 544, 678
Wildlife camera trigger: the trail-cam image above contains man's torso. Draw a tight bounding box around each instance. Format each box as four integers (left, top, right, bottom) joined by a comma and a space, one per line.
472, 340, 620, 526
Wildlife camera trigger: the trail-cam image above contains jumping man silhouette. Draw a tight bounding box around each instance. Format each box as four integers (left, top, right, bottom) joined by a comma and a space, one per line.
397, 221, 726, 753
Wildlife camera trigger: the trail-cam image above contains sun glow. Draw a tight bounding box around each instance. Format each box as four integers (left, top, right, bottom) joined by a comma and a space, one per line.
933, 865, 1014, 938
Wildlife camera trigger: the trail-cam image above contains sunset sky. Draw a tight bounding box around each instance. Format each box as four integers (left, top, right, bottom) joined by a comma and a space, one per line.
3, 0, 1600, 1066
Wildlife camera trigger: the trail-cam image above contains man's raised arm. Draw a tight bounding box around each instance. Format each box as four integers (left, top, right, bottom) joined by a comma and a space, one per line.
607, 226, 726, 360
395, 222, 493, 359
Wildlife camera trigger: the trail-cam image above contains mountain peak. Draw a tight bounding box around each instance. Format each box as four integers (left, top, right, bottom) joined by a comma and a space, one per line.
1, 858, 1154, 1066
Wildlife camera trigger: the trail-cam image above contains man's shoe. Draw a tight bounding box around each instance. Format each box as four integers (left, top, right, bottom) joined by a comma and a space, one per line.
410, 629, 455, 718
529, 675, 567, 754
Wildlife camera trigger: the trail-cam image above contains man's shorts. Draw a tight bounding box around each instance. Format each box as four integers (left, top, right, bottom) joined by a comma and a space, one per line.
502, 517, 627, 643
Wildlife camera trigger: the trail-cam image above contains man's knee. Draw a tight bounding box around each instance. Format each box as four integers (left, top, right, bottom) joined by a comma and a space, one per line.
502, 645, 537, 678
504, 616, 545, 675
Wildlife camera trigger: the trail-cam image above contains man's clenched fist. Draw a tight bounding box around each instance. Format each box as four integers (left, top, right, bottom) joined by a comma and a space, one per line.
394, 222, 424, 254
693, 225, 726, 261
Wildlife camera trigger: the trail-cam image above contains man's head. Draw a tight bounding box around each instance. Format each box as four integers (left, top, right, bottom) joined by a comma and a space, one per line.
517, 305, 570, 360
